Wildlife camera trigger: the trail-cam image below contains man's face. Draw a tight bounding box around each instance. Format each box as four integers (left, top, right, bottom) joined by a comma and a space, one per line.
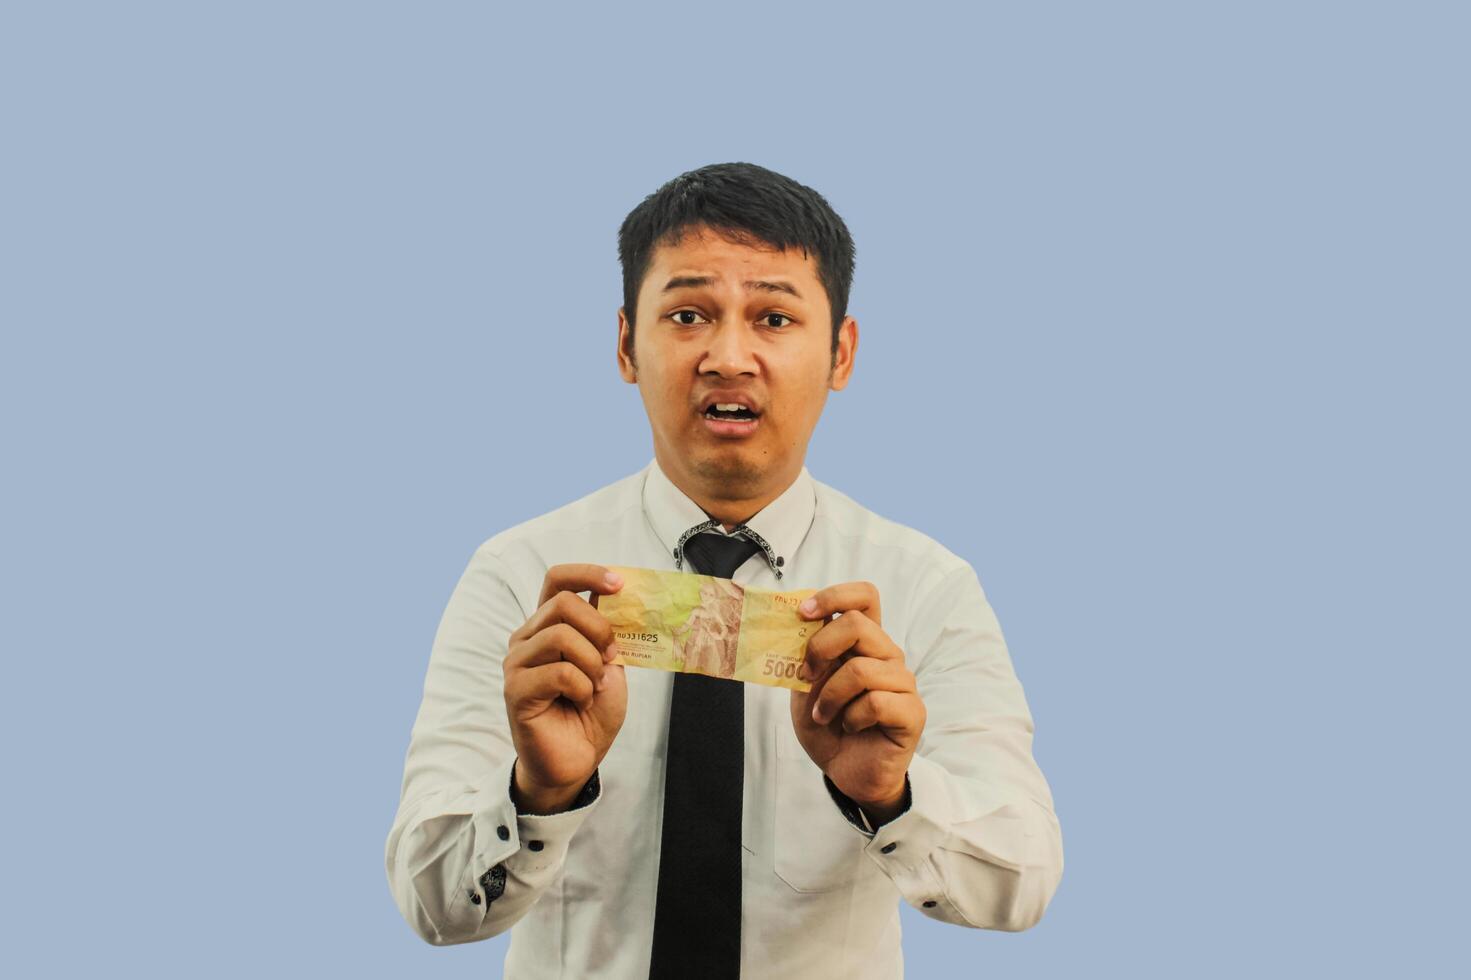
617, 224, 856, 504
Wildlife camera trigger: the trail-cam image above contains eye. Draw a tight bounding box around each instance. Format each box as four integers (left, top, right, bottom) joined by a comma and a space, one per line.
762, 313, 793, 328
669, 309, 708, 326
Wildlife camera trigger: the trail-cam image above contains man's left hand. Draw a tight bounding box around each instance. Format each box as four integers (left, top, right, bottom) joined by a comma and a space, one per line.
791, 581, 926, 826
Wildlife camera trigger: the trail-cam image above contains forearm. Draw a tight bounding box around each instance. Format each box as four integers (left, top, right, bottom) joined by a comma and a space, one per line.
851, 752, 1063, 931
385, 756, 601, 945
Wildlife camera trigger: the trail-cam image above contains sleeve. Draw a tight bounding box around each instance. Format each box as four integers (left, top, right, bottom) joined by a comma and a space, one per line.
383, 545, 603, 946
831, 561, 1065, 932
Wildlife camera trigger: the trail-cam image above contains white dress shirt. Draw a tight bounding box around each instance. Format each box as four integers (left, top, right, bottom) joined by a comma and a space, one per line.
385, 456, 1064, 978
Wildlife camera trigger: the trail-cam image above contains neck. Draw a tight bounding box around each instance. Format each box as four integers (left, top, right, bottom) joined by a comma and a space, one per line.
656, 449, 802, 531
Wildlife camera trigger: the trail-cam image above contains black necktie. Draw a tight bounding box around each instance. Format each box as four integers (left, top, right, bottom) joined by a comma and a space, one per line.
648, 530, 762, 979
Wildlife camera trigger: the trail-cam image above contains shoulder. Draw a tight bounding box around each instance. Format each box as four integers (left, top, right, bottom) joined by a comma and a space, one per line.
809, 475, 972, 588
808, 476, 999, 661
471, 464, 648, 568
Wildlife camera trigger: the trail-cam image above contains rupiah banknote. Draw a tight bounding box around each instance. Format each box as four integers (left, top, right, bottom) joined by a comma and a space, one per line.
598, 564, 820, 692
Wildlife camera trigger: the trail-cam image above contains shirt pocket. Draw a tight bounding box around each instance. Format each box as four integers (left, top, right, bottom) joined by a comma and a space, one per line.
772, 723, 870, 893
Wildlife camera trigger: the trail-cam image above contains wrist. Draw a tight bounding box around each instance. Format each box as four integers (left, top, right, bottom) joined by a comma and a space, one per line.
850, 774, 912, 828
510, 759, 588, 815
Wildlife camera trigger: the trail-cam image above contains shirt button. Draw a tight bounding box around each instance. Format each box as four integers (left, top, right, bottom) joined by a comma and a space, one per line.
923, 900, 937, 908
881, 842, 898, 854
497, 824, 510, 841
528, 840, 544, 852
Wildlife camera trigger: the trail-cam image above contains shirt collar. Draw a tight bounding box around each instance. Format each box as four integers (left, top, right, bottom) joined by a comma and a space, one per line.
641, 455, 817, 581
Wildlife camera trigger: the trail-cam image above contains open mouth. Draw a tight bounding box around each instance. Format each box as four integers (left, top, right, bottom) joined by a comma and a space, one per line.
703, 405, 760, 422
701, 403, 761, 436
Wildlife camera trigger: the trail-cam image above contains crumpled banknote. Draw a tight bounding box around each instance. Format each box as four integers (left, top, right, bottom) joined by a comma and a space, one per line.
598, 564, 820, 692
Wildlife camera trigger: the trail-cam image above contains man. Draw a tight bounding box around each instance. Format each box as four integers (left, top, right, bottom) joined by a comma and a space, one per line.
385, 162, 1064, 978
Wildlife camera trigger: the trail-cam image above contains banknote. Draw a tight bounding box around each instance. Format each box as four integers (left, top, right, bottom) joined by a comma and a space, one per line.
598, 564, 821, 692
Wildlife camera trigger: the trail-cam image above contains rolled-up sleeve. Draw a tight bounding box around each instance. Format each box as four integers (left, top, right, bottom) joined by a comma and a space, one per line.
853, 561, 1064, 931
384, 545, 600, 945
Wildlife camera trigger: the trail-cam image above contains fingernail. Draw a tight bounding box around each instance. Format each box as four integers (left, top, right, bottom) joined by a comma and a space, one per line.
604, 641, 618, 663
811, 703, 823, 723
605, 571, 623, 588
798, 661, 812, 681
799, 598, 816, 616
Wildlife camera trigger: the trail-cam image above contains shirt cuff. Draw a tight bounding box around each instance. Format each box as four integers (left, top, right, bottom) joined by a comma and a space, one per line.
855, 752, 955, 896
505, 764, 601, 872
470, 758, 603, 892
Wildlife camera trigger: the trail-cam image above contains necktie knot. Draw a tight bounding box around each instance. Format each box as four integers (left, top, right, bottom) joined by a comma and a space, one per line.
674, 518, 784, 579
682, 531, 763, 579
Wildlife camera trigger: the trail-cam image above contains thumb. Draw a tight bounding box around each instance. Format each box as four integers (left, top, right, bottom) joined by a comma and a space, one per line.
592, 662, 628, 730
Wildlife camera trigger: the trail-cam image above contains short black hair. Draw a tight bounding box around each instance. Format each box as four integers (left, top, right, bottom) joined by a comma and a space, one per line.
617, 162, 856, 361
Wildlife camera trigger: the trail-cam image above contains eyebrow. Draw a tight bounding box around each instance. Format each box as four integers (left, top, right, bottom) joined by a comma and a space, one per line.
661, 275, 803, 299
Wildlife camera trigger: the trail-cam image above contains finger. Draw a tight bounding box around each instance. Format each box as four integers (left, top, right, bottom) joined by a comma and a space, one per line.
514, 589, 620, 662
797, 648, 849, 721
838, 690, 924, 739
812, 657, 916, 725
537, 563, 625, 609
800, 614, 861, 681
506, 660, 596, 715
507, 622, 608, 690
798, 580, 881, 626
802, 610, 902, 679
589, 662, 628, 726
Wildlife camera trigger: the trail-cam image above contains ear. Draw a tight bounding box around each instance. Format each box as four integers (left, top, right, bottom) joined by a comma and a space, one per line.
616, 307, 637, 382
829, 315, 858, 391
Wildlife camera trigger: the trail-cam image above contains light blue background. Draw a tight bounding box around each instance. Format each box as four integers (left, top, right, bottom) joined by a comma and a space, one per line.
3, 2, 1464, 977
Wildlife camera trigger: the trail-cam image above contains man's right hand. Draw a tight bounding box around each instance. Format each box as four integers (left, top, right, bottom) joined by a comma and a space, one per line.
503, 564, 627, 814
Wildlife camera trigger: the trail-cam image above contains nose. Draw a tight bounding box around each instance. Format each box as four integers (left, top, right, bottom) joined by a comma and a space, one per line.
698, 317, 760, 377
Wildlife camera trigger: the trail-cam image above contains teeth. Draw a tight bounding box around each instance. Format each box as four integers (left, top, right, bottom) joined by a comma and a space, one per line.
705, 403, 756, 422
713, 403, 749, 412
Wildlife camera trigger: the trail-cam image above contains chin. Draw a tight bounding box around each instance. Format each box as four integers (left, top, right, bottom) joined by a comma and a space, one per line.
690, 450, 769, 494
